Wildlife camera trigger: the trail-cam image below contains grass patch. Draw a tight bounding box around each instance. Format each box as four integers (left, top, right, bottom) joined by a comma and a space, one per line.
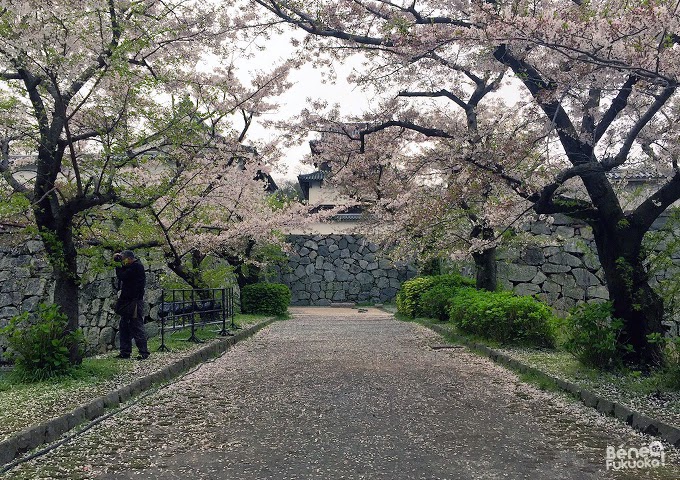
517, 370, 561, 393
0, 313, 273, 441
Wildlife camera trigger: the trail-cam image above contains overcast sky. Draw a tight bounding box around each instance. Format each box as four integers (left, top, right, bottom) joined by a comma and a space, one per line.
237, 30, 375, 182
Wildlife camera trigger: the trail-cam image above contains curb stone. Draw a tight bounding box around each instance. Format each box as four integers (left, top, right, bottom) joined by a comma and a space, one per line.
422, 322, 680, 448
0, 318, 276, 468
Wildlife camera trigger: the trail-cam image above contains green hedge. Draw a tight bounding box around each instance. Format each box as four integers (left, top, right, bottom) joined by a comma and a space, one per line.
448, 288, 555, 347
420, 284, 460, 321
397, 274, 475, 318
241, 283, 291, 316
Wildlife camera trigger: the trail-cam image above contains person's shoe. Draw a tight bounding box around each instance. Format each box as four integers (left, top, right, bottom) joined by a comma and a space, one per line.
115, 354, 130, 359
136, 354, 150, 360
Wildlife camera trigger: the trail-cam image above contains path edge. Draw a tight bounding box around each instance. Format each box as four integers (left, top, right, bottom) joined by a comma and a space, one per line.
0, 318, 277, 467
418, 321, 680, 448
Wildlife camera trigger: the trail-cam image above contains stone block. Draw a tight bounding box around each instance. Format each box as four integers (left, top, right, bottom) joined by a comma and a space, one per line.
596, 398, 615, 416
514, 283, 541, 296
104, 391, 120, 408
555, 226, 575, 238
16, 424, 46, 453
551, 213, 573, 225
332, 290, 346, 301
631, 413, 659, 436
501, 263, 538, 283
563, 286, 586, 300
580, 390, 599, 408
336, 269, 351, 282
305, 264, 316, 275
303, 240, 318, 251
530, 222, 552, 235
657, 422, 680, 447
0, 436, 18, 465
531, 272, 547, 284
324, 271, 336, 282
587, 286, 609, 300
522, 247, 545, 265
550, 273, 576, 287
83, 398, 105, 420
67, 407, 86, 430
45, 415, 69, 443
572, 268, 600, 287
549, 252, 581, 267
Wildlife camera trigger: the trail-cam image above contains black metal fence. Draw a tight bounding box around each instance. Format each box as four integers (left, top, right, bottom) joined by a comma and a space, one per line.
157, 287, 237, 351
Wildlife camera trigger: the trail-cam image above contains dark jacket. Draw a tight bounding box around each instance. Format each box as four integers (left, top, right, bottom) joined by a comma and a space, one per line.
116, 260, 146, 302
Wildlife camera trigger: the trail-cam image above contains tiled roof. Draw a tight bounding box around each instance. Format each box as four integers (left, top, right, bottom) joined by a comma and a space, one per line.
297, 171, 326, 181
332, 213, 363, 222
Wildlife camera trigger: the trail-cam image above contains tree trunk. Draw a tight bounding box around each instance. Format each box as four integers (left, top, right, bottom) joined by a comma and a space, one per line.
473, 246, 497, 292
37, 218, 83, 365
471, 223, 497, 291
591, 221, 664, 366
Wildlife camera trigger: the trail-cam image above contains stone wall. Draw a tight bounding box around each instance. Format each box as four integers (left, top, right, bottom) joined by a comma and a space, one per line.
271, 234, 417, 305
488, 213, 680, 336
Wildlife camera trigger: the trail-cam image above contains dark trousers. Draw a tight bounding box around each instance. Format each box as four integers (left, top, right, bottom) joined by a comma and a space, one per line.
119, 303, 149, 356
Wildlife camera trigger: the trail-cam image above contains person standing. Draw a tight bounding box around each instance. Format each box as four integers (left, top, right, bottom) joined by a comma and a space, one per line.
114, 250, 150, 360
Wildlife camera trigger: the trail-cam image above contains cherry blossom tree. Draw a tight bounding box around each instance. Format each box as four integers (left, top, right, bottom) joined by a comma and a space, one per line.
253, 0, 680, 365
0, 1, 293, 363
291, 99, 548, 291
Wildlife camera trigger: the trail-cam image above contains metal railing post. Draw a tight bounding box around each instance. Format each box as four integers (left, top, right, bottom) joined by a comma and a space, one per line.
158, 289, 170, 352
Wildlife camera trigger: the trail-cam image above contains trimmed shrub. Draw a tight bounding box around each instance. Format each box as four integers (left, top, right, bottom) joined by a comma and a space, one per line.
397, 276, 437, 317
241, 282, 291, 316
420, 284, 461, 321
397, 273, 474, 318
448, 288, 555, 347
0, 303, 83, 382
562, 301, 630, 369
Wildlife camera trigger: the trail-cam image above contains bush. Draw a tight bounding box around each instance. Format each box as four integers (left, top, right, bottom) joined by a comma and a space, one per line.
397, 273, 475, 318
241, 282, 291, 316
397, 276, 437, 318
420, 284, 460, 321
562, 301, 630, 369
448, 288, 555, 347
657, 336, 680, 390
0, 303, 83, 382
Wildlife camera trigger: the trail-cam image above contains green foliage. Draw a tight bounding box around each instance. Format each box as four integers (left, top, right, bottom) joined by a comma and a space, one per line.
241, 282, 291, 316
562, 302, 630, 369
396, 276, 437, 318
420, 284, 461, 321
396, 274, 475, 318
646, 334, 680, 390
448, 288, 555, 347
0, 304, 83, 382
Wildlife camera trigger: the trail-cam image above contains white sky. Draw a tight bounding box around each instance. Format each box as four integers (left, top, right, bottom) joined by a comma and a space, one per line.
234, 30, 376, 182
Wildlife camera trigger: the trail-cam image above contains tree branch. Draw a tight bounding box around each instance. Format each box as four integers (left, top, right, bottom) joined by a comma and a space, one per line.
592, 75, 637, 143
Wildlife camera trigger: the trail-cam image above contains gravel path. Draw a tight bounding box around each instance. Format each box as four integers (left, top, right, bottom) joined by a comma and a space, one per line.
7, 307, 680, 479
